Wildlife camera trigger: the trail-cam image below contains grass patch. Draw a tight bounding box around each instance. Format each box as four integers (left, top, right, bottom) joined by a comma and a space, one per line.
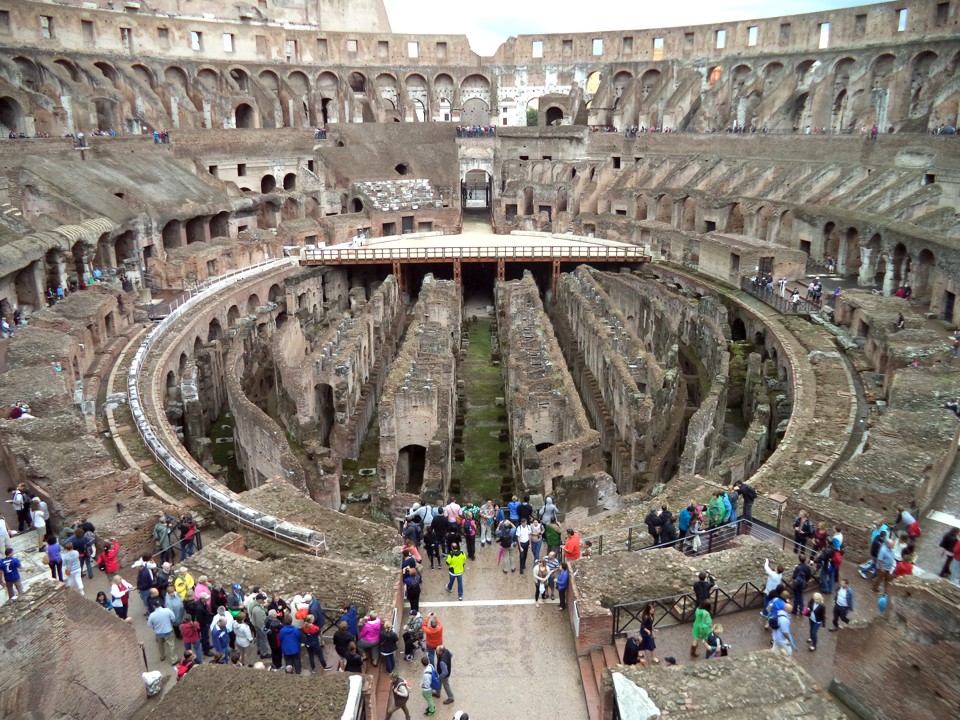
209, 409, 246, 493
454, 319, 511, 503
342, 414, 381, 495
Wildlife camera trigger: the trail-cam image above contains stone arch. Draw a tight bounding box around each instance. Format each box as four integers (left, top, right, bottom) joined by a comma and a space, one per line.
178, 351, 188, 379
162, 219, 183, 250
731, 64, 752, 88
656, 194, 673, 223
731, 318, 747, 342
247, 293, 261, 313
778, 210, 794, 244
229, 67, 250, 93
871, 53, 896, 81
197, 68, 220, 93
708, 66, 723, 90
635, 193, 649, 220
398, 444, 427, 494
258, 69, 281, 93
114, 231, 136, 266
235, 103, 255, 128
281, 197, 299, 221
210, 211, 230, 239
227, 304, 240, 326
287, 70, 310, 95
283, 173, 297, 191
796, 59, 818, 85
462, 97, 489, 125
0, 96, 23, 135
586, 71, 602, 95
94, 97, 120, 130
53, 58, 81, 83
892, 242, 909, 289
612, 70, 633, 98
763, 62, 784, 83
12, 57, 41, 91
93, 61, 120, 88
348, 72, 368, 92
913, 248, 935, 303
522, 187, 534, 216
823, 222, 840, 261
164, 65, 189, 90
833, 57, 856, 82
208, 318, 222, 342
185, 216, 206, 244
833, 89, 849, 132
351, 197, 364, 213
727, 203, 744, 233
544, 106, 564, 125
314, 383, 335, 446
755, 206, 772, 241
268, 283, 283, 304
261, 175, 277, 193
843, 227, 861, 276
791, 92, 812, 129
556, 187, 568, 213
868, 234, 885, 287
681, 197, 697, 230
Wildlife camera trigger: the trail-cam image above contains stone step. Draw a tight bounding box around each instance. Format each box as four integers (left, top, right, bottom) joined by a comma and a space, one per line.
578, 655, 601, 720
589, 648, 607, 706
602, 644, 620, 669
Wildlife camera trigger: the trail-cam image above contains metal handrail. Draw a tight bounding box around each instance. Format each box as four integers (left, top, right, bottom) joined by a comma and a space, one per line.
302, 245, 649, 263
126, 257, 328, 553
740, 278, 819, 315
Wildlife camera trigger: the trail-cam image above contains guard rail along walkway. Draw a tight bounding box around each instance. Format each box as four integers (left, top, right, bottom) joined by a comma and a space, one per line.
301, 242, 650, 264
610, 519, 821, 640
740, 277, 819, 316
127, 257, 327, 553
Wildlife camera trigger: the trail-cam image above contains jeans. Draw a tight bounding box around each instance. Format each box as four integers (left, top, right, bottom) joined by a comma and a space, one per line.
861, 558, 878, 578
180, 538, 195, 561
49, 560, 63, 581
792, 587, 804, 614
427, 646, 436, 666
808, 619, 821, 648
951, 557, 960, 585
446, 573, 463, 599
558, 585, 568, 610
531, 539, 543, 561
464, 534, 476, 559
305, 644, 328, 671
820, 566, 834, 594
742, 501, 753, 520
80, 553, 94, 579
426, 546, 441, 569
382, 651, 396, 673
832, 605, 850, 628
184, 639, 202, 663
140, 589, 152, 611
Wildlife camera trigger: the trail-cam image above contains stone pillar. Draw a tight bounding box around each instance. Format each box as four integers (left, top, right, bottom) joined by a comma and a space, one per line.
858, 246, 876, 287
882, 254, 896, 296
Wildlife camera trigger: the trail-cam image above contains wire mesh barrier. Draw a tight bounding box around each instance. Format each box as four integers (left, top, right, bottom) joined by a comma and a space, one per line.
740, 277, 819, 315
126, 257, 328, 554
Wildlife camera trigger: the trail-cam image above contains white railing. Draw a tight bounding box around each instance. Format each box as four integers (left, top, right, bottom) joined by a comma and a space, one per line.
340, 674, 365, 720
302, 244, 649, 263
127, 256, 327, 553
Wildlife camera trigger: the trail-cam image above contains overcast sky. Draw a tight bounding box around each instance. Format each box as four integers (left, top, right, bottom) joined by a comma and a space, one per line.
383, 0, 877, 55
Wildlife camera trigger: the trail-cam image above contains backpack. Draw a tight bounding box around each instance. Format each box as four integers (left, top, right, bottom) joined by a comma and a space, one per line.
429, 665, 441, 692
740, 484, 757, 502
766, 603, 781, 630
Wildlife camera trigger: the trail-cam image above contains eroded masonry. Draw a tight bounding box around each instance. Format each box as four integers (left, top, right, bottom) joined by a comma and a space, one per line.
1, 1, 959, 719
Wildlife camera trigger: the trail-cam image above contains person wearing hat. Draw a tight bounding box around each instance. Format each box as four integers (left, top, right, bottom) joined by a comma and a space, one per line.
250, 593, 270, 658
227, 582, 244, 616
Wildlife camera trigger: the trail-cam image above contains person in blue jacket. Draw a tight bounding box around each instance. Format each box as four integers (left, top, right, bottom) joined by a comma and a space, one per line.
279, 615, 304, 674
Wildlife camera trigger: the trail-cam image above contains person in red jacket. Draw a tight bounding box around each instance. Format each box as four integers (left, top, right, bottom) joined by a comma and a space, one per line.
100, 538, 120, 575
563, 528, 581, 562
180, 614, 203, 663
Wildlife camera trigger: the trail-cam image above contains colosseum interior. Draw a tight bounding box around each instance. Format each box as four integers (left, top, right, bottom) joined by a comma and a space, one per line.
0, 1, 959, 718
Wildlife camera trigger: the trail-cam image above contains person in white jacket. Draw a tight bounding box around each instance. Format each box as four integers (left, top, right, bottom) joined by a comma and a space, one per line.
233, 611, 254, 665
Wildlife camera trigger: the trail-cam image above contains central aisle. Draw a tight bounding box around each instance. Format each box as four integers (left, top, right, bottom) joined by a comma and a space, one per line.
407, 539, 589, 719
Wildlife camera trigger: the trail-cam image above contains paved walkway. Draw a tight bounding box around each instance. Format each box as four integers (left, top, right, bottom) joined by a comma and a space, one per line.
408, 541, 588, 719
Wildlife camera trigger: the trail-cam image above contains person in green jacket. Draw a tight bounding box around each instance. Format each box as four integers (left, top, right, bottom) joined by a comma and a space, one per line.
544, 522, 563, 556
707, 494, 725, 529
690, 601, 712, 658
445, 542, 466, 600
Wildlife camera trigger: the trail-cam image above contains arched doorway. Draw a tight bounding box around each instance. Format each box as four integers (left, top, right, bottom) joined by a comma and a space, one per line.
823, 222, 840, 262
731, 318, 747, 341
398, 444, 427, 494
463, 169, 491, 208
842, 227, 860, 276
314, 383, 334, 446
261, 175, 276, 193
462, 98, 489, 126
913, 249, 935, 303
544, 106, 563, 125
283, 173, 297, 191
0, 96, 23, 135
235, 103, 254, 128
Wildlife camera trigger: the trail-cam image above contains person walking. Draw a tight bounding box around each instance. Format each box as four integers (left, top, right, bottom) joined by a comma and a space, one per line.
498, 519, 516, 573
445, 542, 466, 600
806, 593, 826, 651
1, 547, 24, 601
638, 603, 660, 665
771, 603, 795, 655
516, 518, 532, 573
386, 672, 412, 720
62, 540, 84, 596
461, 513, 477, 560
690, 601, 712, 658
479, 500, 495, 548
529, 518, 544, 561
423, 613, 443, 666
761, 558, 783, 617
436, 644, 455, 705
379, 620, 400, 673
420, 656, 437, 717
147, 602, 178, 663
533, 558, 551, 605
872, 538, 896, 594
829, 579, 854, 631
45, 533, 63, 582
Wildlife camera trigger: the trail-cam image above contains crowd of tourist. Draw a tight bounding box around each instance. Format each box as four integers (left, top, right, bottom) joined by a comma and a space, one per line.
455, 126, 496, 138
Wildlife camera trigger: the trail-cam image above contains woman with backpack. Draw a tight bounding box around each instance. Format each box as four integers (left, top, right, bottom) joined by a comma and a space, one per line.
461, 512, 477, 560
387, 672, 412, 720
404, 565, 422, 616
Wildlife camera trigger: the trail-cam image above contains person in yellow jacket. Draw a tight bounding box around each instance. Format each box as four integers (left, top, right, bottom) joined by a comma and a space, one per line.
445, 542, 466, 600
173, 566, 195, 600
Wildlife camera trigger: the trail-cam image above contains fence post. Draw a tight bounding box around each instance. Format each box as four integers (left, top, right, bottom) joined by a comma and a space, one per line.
627, 527, 632, 551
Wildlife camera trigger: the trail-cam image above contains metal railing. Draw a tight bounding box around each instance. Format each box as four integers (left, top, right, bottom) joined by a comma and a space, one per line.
740, 278, 819, 315
302, 244, 649, 264
126, 257, 328, 553
581, 496, 783, 557
609, 519, 821, 640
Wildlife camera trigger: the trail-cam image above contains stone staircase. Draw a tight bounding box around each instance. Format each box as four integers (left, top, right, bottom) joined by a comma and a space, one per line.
578, 643, 621, 720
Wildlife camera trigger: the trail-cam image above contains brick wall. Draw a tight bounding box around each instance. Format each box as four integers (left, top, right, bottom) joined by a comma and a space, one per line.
0, 580, 146, 719
832, 577, 960, 720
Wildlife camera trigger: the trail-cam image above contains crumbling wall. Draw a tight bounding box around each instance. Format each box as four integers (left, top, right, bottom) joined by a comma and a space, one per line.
497, 270, 601, 498
378, 274, 461, 500
0, 581, 146, 720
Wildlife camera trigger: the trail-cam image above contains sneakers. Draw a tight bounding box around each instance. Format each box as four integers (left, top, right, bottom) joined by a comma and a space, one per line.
323, 665, 334, 670
443, 699, 455, 705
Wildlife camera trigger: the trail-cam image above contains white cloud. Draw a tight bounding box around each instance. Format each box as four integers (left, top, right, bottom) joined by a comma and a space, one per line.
383, 0, 877, 56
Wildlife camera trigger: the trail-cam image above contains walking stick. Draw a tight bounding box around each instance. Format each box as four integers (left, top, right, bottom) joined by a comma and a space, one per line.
139, 641, 149, 670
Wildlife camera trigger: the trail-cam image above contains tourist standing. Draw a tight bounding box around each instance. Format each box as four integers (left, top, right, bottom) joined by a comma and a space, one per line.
148, 602, 178, 663
45, 534, 63, 581
771, 603, 795, 655
533, 558, 551, 605
420, 657, 437, 717
806, 593, 825, 651
690, 601, 712, 658
638, 603, 659, 664
556, 562, 571, 611
62, 540, 84, 595
445, 542, 466, 599
830, 579, 854, 630
1, 547, 24, 601
436, 645, 455, 705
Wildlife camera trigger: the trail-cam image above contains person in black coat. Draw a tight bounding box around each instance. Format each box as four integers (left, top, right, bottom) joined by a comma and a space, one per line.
622, 632, 641, 665
644, 507, 662, 546
660, 510, 678, 545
